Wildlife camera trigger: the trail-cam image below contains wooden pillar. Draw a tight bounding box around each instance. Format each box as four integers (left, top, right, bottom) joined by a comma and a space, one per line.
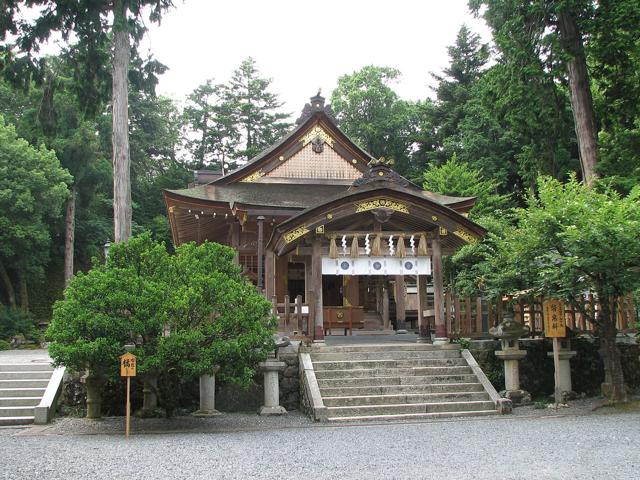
311, 237, 324, 342
395, 275, 407, 331
265, 249, 275, 300
256, 216, 265, 291
231, 221, 240, 265
416, 275, 431, 343
432, 231, 447, 344
382, 282, 390, 330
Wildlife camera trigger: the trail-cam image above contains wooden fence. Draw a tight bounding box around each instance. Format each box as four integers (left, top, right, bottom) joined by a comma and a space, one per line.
271, 294, 312, 338
445, 293, 637, 338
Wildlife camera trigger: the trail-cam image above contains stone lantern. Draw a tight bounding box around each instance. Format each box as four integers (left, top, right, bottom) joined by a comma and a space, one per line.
489, 311, 532, 405
258, 334, 289, 416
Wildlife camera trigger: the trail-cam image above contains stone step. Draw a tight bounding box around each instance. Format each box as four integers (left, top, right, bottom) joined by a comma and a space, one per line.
319, 382, 485, 397
0, 387, 46, 398
308, 344, 460, 353
0, 363, 53, 372
0, 406, 36, 417
323, 391, 490, 407
0, 371, 53, 380
0, 379, 50, 389
317, 374, 479, 388
0, 416, 35, 426
325, 400, 496, 418
310, 350, 462, 361
313, 359, 469, 371
327, 410, 498, 423
0, 397, 41, 407
314, 366, 473, 379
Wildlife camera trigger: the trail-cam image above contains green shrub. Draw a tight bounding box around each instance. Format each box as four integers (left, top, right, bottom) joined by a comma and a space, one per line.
0, 306, 35, 340
0, 339, 11, 351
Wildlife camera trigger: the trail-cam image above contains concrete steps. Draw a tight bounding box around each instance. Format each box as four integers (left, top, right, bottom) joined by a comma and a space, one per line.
305, 343, 499, 422
0, 363, 54, 426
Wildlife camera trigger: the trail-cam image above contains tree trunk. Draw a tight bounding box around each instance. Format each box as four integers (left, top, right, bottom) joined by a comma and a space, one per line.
142, 376, 158, 412
596, 295, 627, 402
85, 374, 104, 419
0, 259, 16, 308
63, 185, 77, 287
17, 270, 28, 311
557, 9, 599, 185
112, 0, 132, 243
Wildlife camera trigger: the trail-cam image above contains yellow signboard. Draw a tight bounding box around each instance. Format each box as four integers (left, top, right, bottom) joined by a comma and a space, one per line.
120, 352, 137, 377
543, 299, 567, 338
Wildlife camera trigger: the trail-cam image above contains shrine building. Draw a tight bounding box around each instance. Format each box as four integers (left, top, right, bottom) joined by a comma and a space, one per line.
164, 94, 486, 343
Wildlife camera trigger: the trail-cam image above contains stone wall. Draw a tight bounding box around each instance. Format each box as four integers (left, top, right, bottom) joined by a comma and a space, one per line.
278, 343, 301, 411
470, 337, 640, 399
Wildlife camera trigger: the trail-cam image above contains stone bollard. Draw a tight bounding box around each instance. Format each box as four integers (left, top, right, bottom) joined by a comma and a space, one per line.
258, 359, 287, 416
547, 339, 577, 401
193, 366, 221, 416
490, 313, 532, 405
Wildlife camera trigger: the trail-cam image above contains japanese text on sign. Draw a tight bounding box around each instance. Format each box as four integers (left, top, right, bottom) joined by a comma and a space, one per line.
543, 299, 567, 338
120, 352, 137, 377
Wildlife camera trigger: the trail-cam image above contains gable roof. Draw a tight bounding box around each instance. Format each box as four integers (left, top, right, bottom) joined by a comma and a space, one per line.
212, 94, 376, 185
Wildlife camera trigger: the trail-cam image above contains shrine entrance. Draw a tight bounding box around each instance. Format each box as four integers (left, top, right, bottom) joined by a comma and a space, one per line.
265, 162, 486, 343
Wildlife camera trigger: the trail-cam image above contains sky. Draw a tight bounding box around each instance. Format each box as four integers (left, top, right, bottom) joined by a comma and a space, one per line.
141, 0, 492, 114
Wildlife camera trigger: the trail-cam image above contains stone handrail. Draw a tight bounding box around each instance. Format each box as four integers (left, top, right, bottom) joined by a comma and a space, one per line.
34, 366, 66, 424
461, 349, 512, 414
299, 352, 327, 421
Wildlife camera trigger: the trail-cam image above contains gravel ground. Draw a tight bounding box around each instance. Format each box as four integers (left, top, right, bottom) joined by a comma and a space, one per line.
1, 409, 639, 480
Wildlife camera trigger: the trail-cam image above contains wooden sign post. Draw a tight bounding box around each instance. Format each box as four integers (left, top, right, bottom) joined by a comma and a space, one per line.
543, 299, 567, 406
120, 352, 137, 438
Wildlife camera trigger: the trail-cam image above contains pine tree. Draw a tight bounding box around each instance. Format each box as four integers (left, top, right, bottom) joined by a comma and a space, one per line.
225, 58, 290, 161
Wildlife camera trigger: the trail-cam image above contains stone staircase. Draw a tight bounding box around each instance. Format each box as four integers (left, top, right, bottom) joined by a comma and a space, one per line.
303, 343, 503, 422
0, 362, 54, 426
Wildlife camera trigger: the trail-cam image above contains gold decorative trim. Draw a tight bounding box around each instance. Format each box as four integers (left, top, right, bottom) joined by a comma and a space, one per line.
431, 215, 438, 221
326, 213, 333, 220
439, 227, 448, 236
454, 229, 478, 243
168, 206, 176, 213
300, 126, 334, 147
279, 155, 285, 161
351, 159, 357, 164
355, 198, 409, 214
240, 170, 264, 183
316, 225, 325, 234
283, 226, 309, 244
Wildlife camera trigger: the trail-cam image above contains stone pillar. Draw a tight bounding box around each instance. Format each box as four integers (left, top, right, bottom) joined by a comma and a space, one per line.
193, 366, 221, 416
496, 338, 531, 405
312, 237, 324, 342
416, 275, 431, 343
256, 216, 265, 291
394, 275, 407, 332
258, 359, 287, 416
432, 231, 447, 345
547, 340, 577, 401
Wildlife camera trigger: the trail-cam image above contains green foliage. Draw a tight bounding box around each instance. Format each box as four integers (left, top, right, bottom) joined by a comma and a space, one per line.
0, 339, 11, 351
225, 57, 291, 161
331, 65, 417, 175
0, 306, 35, 340
47, 235, 276, 413
0, 115, 71, 296
422, 153, 511, 217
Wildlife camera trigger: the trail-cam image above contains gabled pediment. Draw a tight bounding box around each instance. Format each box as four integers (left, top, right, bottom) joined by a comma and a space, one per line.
214, 95, 375, 185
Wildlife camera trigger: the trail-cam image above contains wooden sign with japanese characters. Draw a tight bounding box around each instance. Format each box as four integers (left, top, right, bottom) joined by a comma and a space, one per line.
543, 299, 567, 338
120, 352, 137, 377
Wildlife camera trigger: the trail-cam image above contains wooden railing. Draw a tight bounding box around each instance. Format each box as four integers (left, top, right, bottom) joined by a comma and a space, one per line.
271, 294, 312, 337
445, 293, 637, 338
